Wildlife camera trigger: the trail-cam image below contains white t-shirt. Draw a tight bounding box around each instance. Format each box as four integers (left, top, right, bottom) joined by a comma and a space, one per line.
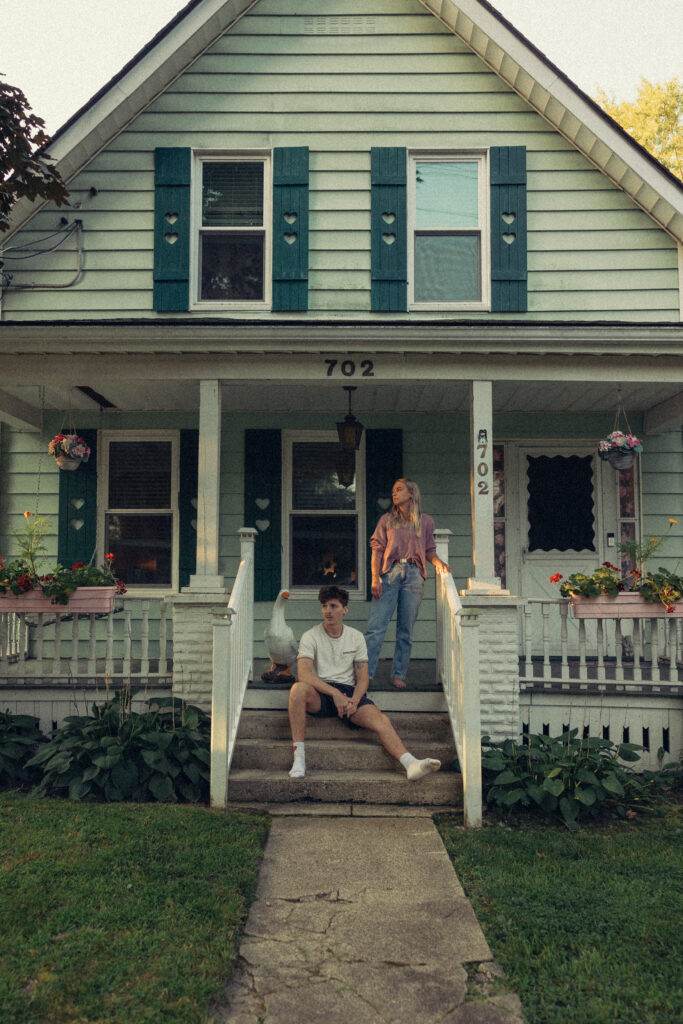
298, 623, 368, 687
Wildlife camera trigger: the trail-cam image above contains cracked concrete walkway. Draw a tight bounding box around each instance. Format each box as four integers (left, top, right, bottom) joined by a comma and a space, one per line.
213, 818, 524, 1024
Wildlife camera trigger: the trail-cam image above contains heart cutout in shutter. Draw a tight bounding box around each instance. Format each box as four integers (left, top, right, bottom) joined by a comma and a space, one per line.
284, 212, 297, 224
70, 498, 85, 510
165, 212, 179, 225
191, 519, 197, 531
377, 497, 391, 510
255, 519, 270, 532
502, 212, 516, 225
165, 232, 178, 245
255, 498, 270, 510
502, 233, 516, 245
382, 233, 396, 245
190, 498, 197, 509
284, 233, 297, 245
70, 517, 85, 531
382, 212, 395, 224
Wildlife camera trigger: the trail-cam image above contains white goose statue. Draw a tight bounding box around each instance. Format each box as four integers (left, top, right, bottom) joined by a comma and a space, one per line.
261, 590, 298, 683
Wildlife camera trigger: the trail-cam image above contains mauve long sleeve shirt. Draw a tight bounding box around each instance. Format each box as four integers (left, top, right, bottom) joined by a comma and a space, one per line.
369, 513, 437, 579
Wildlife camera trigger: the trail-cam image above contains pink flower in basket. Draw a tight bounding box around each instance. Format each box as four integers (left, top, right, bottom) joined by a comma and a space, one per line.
48, 433, 91, 462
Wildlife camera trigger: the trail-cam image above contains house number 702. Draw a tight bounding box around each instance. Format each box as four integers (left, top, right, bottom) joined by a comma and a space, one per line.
324, 359, 374, 377
476, 443, 489, 495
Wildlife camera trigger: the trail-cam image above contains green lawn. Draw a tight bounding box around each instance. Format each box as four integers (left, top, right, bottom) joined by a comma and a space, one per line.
437, 804, 683, 1024
0, 793, 269, 1024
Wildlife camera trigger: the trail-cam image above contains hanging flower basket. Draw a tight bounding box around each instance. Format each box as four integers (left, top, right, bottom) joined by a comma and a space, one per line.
606, 449, 636, 470
48, 433, 91, 470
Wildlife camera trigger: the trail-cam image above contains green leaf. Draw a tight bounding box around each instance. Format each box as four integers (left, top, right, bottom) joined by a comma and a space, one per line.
574, 786, 597, 806
111, 760, 139, 797
559, 797, 580, 829
493, 769, 519, 786
602, 774, 625, 796
542, 777, 565, 797
149, 773, 175, 802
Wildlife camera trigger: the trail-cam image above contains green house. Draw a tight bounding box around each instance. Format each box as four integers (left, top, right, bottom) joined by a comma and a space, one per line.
1, 0, 682, 801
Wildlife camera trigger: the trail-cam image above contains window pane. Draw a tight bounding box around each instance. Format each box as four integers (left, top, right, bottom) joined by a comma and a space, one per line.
416, 161, 478, 229
291, 515, 358, 588
202, 162, 263, 227
200, 233, 264, 300
527, 455, 595, 552
105, 514, 173, 586
414, 234, 480, 302
292, 443, 356, 510
109, 442, 172, 509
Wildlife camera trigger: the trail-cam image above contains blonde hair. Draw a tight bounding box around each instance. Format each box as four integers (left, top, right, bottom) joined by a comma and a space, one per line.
388, 478, 423, 536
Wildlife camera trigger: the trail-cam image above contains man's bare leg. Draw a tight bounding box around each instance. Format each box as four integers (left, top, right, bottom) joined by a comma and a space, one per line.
349, 704, 441, 780
287, 681, 322, 777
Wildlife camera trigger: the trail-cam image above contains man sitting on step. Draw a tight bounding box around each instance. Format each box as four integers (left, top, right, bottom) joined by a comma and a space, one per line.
288, 584, 442, 781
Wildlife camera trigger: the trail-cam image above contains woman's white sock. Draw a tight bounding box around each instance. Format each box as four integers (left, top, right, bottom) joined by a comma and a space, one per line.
400, 752, 441, 781
289, 742, 305, 778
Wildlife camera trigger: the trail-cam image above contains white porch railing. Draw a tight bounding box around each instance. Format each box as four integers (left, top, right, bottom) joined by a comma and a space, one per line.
0, 596, 172, 686
521, 598, 683, 685
210, 528, 256, 810
435, 531, 482, 827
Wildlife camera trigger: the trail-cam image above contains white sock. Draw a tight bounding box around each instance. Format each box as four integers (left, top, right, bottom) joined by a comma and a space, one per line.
400, 752, 441, 781
289, 742, 305, 778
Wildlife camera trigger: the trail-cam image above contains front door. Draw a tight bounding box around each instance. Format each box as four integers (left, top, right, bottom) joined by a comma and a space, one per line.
507, 444, 620, 654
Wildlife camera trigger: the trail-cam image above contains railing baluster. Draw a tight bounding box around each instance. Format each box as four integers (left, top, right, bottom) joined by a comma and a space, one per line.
53, 614, 63, 675
632, 620, 642, 683
650, 619, 661, 684
71, 614, 80, 679
596, 619, 605, 682
123, 602, 132, 680
88, 614, 97, 678
35, 613, 44, 675
105, 610, 114, 681
140, 601, 150, 677
559, 602, 570, 680
541, 603, 551, 679
614, 619, 624, 682
158, 601, 168, 676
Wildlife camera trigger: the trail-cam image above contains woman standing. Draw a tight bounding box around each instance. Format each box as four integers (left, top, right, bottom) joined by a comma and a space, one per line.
365, 479, 451, 689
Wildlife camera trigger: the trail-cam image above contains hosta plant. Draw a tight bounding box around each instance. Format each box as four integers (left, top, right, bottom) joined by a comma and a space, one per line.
0, 709, 46, 789
26, 693, 211, 803
481, 729, 659, 829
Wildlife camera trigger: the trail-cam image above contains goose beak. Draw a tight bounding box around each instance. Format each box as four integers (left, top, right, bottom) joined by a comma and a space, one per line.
282, 591, 290, 600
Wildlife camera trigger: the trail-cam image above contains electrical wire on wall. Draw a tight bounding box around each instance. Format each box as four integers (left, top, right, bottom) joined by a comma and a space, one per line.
0, 219, 84, 290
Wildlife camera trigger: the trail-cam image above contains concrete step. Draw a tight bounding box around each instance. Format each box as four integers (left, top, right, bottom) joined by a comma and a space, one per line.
237, 709, 455, 743
230, 802, 463, 817
227, 769, 462, 806
231, 737, 459, 773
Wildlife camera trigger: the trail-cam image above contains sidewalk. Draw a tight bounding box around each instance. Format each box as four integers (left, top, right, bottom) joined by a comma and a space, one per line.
214, 817, 525, 1024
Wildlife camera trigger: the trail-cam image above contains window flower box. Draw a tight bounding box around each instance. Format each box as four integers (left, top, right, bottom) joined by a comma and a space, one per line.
570, 593, 683, 619
0, 586, 117, 614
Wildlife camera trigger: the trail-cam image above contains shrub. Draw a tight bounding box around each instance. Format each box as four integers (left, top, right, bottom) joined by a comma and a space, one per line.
0, 709, 46, 789
481, 729, 663, 829
26, 693, 211, 803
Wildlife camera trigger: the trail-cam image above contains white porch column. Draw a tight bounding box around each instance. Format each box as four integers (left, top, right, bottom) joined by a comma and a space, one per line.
189, 379, 225, 592
468, 380, 503, 594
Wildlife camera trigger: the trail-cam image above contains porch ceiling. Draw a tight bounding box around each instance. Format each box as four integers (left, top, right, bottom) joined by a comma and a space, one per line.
2, 379, 682, 419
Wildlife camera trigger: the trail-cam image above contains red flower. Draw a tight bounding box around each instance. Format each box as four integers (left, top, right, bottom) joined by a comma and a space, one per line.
17, 574, 34, 592
104, 553, 115, 561
666, 604, 675, 613
116, 580, 127, 595
71, 561, 84, 569
549, 573, 563, 583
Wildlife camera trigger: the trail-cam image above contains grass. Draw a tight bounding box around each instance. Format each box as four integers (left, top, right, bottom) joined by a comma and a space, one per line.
437, 802, 683, 1024
0, 792, 270, 1024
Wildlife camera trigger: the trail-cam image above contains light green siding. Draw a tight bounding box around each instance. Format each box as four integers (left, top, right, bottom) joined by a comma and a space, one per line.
2, 0, 678, 322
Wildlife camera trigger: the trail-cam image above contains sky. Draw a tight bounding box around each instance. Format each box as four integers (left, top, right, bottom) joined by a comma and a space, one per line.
0, 0, 681, 136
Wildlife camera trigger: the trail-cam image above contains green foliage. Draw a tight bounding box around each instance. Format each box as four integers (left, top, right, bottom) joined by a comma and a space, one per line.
481, 730, 664, 829
634, 566, 683, 611
0, 76, 69, 231
556, 562, 622, 598
596, 76, 683, 179
0, 710, 45, 790
26, 693, 211, 803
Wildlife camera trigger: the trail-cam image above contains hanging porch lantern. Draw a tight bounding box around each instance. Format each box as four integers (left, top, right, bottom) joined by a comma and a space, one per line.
336, 386, 364, 452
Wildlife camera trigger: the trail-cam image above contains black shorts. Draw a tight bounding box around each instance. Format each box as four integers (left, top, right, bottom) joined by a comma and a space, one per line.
307, 681, 375, 729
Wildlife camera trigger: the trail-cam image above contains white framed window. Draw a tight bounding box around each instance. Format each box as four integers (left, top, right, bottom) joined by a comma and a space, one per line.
191, 152, 272, 309
408, 152, 489, 311
282, 430, 366, 596
97, 431, 180, 591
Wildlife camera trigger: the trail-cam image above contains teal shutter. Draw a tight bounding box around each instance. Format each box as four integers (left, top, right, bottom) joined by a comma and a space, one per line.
490, 146, 527, 313
153, 147, 191, 312
178, 429, 198, 590
272, 147, 309, 311
365, 429, 403, 598
244, 430, 282, 602
57, 429, 98, 568
371, 148, 407, 312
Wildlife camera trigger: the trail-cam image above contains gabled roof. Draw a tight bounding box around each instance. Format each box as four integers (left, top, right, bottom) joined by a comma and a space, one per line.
6, 0, 683, 242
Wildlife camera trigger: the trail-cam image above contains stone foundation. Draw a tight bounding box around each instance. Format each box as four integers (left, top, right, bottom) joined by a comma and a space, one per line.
167, 589, 230, 709
461, 593, 525, 742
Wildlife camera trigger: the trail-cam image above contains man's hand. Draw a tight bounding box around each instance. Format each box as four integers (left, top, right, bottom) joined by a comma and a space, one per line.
371, 578, 382, 600
331, 689, 349, 718
344, 695, 360, 718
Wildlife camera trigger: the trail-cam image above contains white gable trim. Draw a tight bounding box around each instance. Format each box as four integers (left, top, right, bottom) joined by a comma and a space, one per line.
419, 0, 683, 242
5, 0, 683, 243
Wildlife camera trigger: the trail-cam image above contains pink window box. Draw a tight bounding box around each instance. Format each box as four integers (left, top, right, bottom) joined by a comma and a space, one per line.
571, 593, 683, 618
0, 586, 116, 614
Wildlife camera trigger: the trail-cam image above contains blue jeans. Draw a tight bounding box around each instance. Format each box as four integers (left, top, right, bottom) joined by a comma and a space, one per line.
364, 563, 425, 681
